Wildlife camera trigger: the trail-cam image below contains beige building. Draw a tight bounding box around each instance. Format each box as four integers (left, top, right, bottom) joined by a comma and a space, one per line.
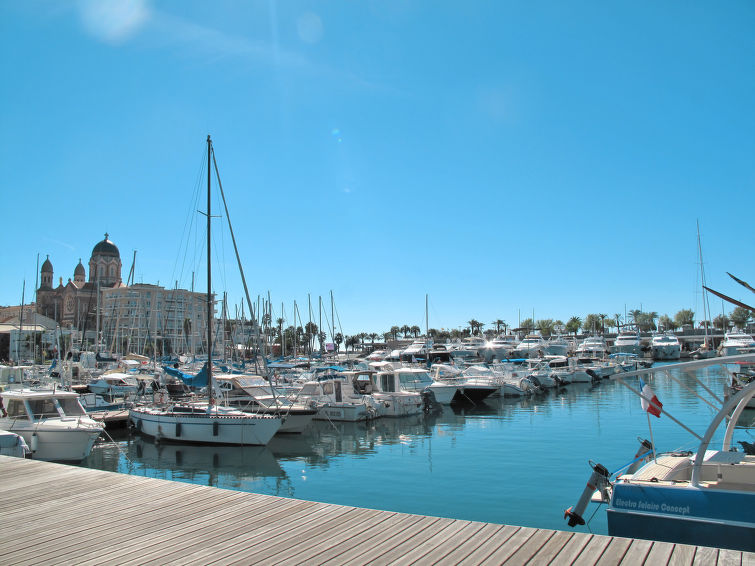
100, 284, 214, 356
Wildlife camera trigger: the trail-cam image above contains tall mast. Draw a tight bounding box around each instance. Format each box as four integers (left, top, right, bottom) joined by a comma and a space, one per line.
697, 220, 711, 346
206, 135, 214, 404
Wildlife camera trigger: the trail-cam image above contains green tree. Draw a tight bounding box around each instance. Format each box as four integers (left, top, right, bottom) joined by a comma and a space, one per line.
334, 332, 343, 352
713, 314, 729, 330
582, 314, 602, 334
390, 326, 400, 340
536, 319, 555, 337
730, 307, 752, 330
565, 316, 581, 337
410, 325, 421, 338
467, 319, 483, 336
400, 325, 411, 338
674, 309, 695, 329
492, 319, 506, 334
519, 318, 535, 332
658, 314, 674, 331
345, 335, 360, 352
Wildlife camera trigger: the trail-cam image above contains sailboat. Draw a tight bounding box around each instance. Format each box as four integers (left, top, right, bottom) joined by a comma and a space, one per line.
129, 136, 282, 446
693, 220, 716, 359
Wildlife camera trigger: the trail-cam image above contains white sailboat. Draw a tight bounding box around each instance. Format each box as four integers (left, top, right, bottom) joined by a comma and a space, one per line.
129, 136, 281, 446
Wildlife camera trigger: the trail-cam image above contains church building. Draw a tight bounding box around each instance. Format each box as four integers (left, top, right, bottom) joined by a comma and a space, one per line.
36, 233, 124, 331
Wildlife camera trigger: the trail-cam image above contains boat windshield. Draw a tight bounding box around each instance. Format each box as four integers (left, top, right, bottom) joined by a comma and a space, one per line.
57, 397, 86, 416
5, 399, 29, 420
399, 372, 432, 388
28, 399, 60, 420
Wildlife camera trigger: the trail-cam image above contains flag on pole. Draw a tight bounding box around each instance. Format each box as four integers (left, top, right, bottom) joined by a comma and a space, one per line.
639, 377, 662, 418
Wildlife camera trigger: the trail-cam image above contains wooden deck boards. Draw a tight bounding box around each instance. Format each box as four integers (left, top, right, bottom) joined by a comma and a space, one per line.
0, 456, 752, 565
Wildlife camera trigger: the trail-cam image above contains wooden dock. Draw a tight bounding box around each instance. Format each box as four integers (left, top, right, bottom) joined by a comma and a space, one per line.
0, 456, 751, 565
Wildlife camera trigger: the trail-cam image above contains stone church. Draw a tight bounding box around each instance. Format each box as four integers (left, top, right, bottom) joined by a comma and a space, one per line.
36, 233, 124, 331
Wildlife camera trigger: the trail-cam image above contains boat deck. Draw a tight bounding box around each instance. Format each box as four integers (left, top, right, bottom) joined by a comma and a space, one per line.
0, 456, 751, 565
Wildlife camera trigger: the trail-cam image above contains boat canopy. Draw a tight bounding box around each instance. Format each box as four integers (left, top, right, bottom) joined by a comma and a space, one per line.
163, 363, 209, 388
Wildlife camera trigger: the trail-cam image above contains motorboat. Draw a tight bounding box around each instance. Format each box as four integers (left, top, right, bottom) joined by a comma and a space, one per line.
650, 332, 681, 360
448, 337, 485, 360
364, 367, 425, 417
718, 330, 755, 357
372, 364, 456, 405
0, 430, 30, 458
292, 369, 379, 422
610, 330, 643, 356
480, 335, 519, 361
400, 340, 429, 363
565, 354, 755, 551
575, 335, 608, 359
215, 375, 317, 434
545, 335, 572, 357
0, 388, 103, 462
514, 334, 547, 358
87, 372, 139, 397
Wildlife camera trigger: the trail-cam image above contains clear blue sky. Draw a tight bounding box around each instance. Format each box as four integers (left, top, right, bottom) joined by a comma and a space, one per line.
1, 1, 753, 337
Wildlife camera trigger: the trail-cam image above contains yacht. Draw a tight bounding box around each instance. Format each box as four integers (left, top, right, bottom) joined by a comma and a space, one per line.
545, 335, 572, 357
515, 334, 547, 358
449, 336, 485, 360
480, 335, 519, 361
719, 330, 755, 357
0, 388, 103, 462
651, 332, 681, 360
363, 367, 425, 417
575, 335, 608, 359
610, 330, 643, 356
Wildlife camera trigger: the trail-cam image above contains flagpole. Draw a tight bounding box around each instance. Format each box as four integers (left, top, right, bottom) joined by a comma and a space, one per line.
646, 411, 657, 463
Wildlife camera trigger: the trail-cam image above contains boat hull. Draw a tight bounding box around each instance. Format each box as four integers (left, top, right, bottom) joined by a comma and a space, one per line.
5, 424, 102, 462
313, 403, 374, 422
608, 482, 754, 551
652, 345, 681, 360
129, 408, 281, 446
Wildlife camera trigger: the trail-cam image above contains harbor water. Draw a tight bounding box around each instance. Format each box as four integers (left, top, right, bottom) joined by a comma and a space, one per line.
80, 363, 755, 536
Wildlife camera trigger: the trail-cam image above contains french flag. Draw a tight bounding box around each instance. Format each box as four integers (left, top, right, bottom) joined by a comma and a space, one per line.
639, 377, 662, 418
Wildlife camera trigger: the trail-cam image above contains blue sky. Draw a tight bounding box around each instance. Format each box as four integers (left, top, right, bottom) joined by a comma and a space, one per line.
1, 1, 753, 337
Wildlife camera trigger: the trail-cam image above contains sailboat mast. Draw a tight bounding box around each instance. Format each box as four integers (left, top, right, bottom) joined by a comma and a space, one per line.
206, 135, 214, 404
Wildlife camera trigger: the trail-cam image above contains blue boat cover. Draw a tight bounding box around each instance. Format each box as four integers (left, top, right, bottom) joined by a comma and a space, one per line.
163, 363, 208, 388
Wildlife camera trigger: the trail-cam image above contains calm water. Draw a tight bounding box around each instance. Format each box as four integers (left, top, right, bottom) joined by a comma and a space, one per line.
81, 363, 755, 536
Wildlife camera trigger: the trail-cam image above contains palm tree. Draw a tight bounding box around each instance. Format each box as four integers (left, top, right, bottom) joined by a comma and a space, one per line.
400, 325, 411, 338
565, 316, 581, 337
369, 332, 378, 344
410, 325, 421, 338
467, 319, 483, 336
390, 326, 400, 340
492, 319, 505, 334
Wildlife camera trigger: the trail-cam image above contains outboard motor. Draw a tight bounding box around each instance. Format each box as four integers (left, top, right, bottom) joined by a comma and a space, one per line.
585, 368, 600, 383
626, 438, 654, 475
564, 462, 610, 527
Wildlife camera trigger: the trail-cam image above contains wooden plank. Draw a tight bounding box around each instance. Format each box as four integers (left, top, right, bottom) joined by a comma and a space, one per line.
528, 529, 575, 564
572, 534, 612, 565
692, 546, 719, 565
457, 524, 521, 565
386, 519, 475, 565
269, 508, 397, 566
495, 529, 556, 566
436, 522, 507, 565
483, 526, 540, 564
126, 499, 335, 566
717, 548, 743, 566
595, 537, 633, 566
410, 521, 490, 565
79, 496, 317, 566
643, 541, 676, 565
668, 544, 698, 566
330, 515, 445, 566
349, 516, 456, 565
219, 506, 367, 566
316, 513, 429, 565
251, 507, 385, 566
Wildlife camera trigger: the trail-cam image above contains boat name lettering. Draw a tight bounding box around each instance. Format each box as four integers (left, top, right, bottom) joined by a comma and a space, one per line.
614, 498, 690, 516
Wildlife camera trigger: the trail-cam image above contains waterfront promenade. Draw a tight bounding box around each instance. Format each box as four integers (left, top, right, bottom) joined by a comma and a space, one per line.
1, 456, 750, 565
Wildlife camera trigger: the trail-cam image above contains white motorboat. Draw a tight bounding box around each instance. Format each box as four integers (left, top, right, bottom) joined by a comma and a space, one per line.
366, 367, 425, 417
545, 335, 572, 357
575, 335, 608, 359
449, 336, 485, 359
515, 334, 547, 358
650, 332, 681, 360
215, 375, 317, 434
293, 370, 378, 422
718, 330, 755, 357
87, 372, 139, 397
0, 430, 30, 458
565, 354, 755, 551
0, 388, 103, 462
610, 330, 643, 355
480, 335, 519, 361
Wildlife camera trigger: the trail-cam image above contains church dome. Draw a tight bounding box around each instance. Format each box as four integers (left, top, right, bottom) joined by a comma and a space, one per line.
74, 260, 86, 277
92, 233, 120, 258
41, 255, 53, 273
